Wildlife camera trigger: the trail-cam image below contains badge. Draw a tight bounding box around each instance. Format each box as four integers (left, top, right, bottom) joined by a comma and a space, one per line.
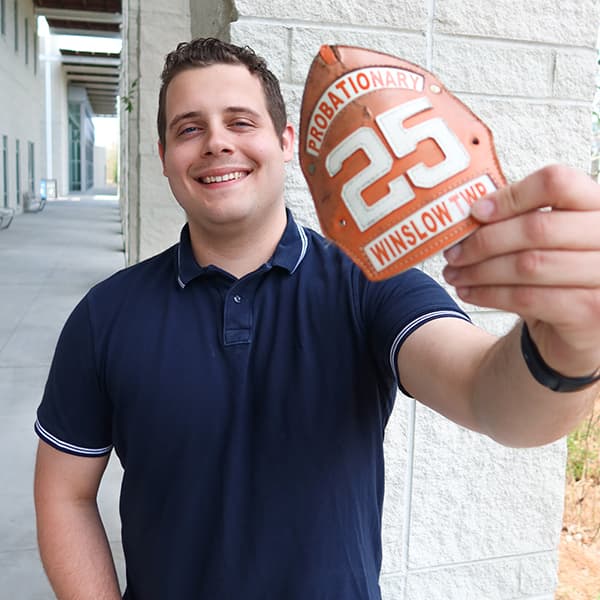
299, 45, 506, 280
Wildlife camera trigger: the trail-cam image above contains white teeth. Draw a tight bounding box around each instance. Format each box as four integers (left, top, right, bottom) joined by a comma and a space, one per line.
201, 171, 245, 184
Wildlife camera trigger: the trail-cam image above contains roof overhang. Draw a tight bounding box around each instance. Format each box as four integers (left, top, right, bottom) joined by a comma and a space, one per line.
34, 1, 121, 37
61, 49, 120, 116
34, 1, 122, 116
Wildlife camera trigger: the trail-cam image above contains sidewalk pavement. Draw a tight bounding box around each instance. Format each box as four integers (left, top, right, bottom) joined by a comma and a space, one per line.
0, 193, 126, 598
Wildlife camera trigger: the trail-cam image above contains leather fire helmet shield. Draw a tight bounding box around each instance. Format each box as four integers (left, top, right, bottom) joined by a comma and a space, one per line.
299, 45, 506, 281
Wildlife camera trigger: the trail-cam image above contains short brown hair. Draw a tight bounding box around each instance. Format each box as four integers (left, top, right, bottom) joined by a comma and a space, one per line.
157, 37, 287, 148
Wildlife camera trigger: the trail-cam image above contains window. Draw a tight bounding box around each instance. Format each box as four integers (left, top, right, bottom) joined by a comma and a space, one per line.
68, 103, 81, 192
15, 139, 20, 206
2, 136, 8, 208
13, 0, 17, 51
24, 17, 28, 64
27, 141, 34, 195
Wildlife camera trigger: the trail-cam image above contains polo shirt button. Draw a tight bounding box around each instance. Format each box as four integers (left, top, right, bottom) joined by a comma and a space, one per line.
233, 295, 242, 304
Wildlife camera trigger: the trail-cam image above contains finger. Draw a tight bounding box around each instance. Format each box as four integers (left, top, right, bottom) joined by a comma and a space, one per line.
444, 210, 600, 266
444, 250, 600, 288
454, 285, 600, 327
470, 164, 600, 223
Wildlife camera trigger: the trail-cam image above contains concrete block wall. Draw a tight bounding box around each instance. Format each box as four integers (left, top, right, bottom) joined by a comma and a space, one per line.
0, 0, 43, 212
221, 2, 597, 599
122, 1, 598, 597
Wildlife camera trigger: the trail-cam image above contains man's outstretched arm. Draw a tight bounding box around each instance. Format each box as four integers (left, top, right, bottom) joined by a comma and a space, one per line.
34, 441, 121, 600
398, 316, 597, 447
397, 165, 600, 447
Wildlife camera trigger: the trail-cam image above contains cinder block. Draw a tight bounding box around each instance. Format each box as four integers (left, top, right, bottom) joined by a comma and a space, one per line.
553, 49, 598, 101
281, 83, 303, 132
190, 0, 235, 38
459, 98, 593, 180
519, 552, 559, 596
381, 393, 412, 574
434, 0, 598, 47
138, 86, 162, 152
401, 552, 558, 599
235, 0, 428, 29
291, 27, 427, 84
284, 186, 319, 230
433, 40, 552, 97
231, 21, 291, 82
285, 162, 307, 191
408, 403, 565, 569
380, 573, 405, 599
142, 0, 189, 17
138, 15, 192, 79
404, 556, 522, 599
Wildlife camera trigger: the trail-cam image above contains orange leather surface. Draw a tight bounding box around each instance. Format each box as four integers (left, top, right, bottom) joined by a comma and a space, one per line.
299, 45, 507, 281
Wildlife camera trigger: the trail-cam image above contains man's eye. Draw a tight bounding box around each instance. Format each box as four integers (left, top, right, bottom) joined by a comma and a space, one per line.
232, 121, 252, 128
179, 126, 199, 136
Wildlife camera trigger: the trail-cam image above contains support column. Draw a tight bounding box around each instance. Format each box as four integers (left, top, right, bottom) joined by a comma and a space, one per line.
121, 0, 191, 264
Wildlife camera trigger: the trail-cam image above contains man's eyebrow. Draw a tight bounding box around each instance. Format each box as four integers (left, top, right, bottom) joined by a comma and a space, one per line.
168, 111, 203, 131
223, 106, 262, 119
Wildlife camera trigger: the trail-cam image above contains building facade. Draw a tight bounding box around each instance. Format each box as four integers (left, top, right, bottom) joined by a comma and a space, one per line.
119, 1, 596, 598
0, 0, 43, 211
0, 0, 95, 211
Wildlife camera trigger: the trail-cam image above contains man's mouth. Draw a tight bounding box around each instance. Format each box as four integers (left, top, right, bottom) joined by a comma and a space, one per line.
198, 171, 248, 184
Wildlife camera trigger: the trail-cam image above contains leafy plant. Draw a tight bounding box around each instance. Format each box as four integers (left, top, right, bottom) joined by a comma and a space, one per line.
566, 404, 600, 482
121, 78, 139, 113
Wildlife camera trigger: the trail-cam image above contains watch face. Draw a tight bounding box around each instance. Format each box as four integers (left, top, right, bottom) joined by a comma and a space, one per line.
299, 44, 506, 280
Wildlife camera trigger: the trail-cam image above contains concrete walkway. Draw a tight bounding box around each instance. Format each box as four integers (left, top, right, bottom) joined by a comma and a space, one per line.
0, 193, 126, 598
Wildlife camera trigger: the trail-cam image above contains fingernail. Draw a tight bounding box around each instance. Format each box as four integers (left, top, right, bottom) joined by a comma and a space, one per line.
444, 244, 462, 263
471, 196, 495, 220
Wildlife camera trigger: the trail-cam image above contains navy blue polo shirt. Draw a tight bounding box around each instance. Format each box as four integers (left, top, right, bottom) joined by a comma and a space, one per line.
36, 210, 468, 600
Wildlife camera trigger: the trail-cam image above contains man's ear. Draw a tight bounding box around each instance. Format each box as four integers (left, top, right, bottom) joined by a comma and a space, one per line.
158, 140, 167, 175
281, 123, 295, 163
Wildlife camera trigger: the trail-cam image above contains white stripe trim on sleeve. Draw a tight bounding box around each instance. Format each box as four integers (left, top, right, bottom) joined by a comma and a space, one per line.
388, 310, 471, 384
35, 419, 112, 456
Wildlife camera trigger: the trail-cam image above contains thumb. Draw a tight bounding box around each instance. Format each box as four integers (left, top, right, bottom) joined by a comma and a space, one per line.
470, 165, 598, 223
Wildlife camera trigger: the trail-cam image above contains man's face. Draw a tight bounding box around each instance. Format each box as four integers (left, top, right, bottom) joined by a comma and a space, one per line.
159, 64, 294, 232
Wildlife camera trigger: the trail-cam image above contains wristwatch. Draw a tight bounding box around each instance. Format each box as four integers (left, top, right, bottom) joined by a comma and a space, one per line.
520, 322, 600, 393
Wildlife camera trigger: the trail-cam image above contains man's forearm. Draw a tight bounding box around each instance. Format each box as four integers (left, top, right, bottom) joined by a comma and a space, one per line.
471, 322, 597, 448
37, 499, 121, 600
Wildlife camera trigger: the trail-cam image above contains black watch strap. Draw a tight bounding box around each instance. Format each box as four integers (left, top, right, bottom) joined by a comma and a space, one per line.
520, 322, 600, 393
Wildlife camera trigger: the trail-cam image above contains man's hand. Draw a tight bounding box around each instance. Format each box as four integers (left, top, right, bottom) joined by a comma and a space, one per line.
442, 164, 600, 379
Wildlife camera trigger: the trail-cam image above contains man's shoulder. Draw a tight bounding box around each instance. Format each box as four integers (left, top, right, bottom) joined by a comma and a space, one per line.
87, 243, 178, 301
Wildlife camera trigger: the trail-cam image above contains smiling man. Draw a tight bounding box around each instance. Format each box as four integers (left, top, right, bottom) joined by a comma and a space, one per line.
33, 38, 600, 600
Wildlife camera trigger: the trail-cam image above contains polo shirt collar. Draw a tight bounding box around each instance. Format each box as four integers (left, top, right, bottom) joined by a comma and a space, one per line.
176, 209, 308, 288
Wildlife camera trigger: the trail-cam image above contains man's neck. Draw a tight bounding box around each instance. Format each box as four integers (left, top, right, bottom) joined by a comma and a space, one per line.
187, 209, 288, 279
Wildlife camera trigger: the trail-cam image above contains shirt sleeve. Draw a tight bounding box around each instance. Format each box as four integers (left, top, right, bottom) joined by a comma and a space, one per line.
35, 296, 113, 457
358, 267, 471, 396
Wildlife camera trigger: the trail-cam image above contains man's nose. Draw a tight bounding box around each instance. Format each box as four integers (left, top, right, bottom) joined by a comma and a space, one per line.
202, 126, 234, 155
